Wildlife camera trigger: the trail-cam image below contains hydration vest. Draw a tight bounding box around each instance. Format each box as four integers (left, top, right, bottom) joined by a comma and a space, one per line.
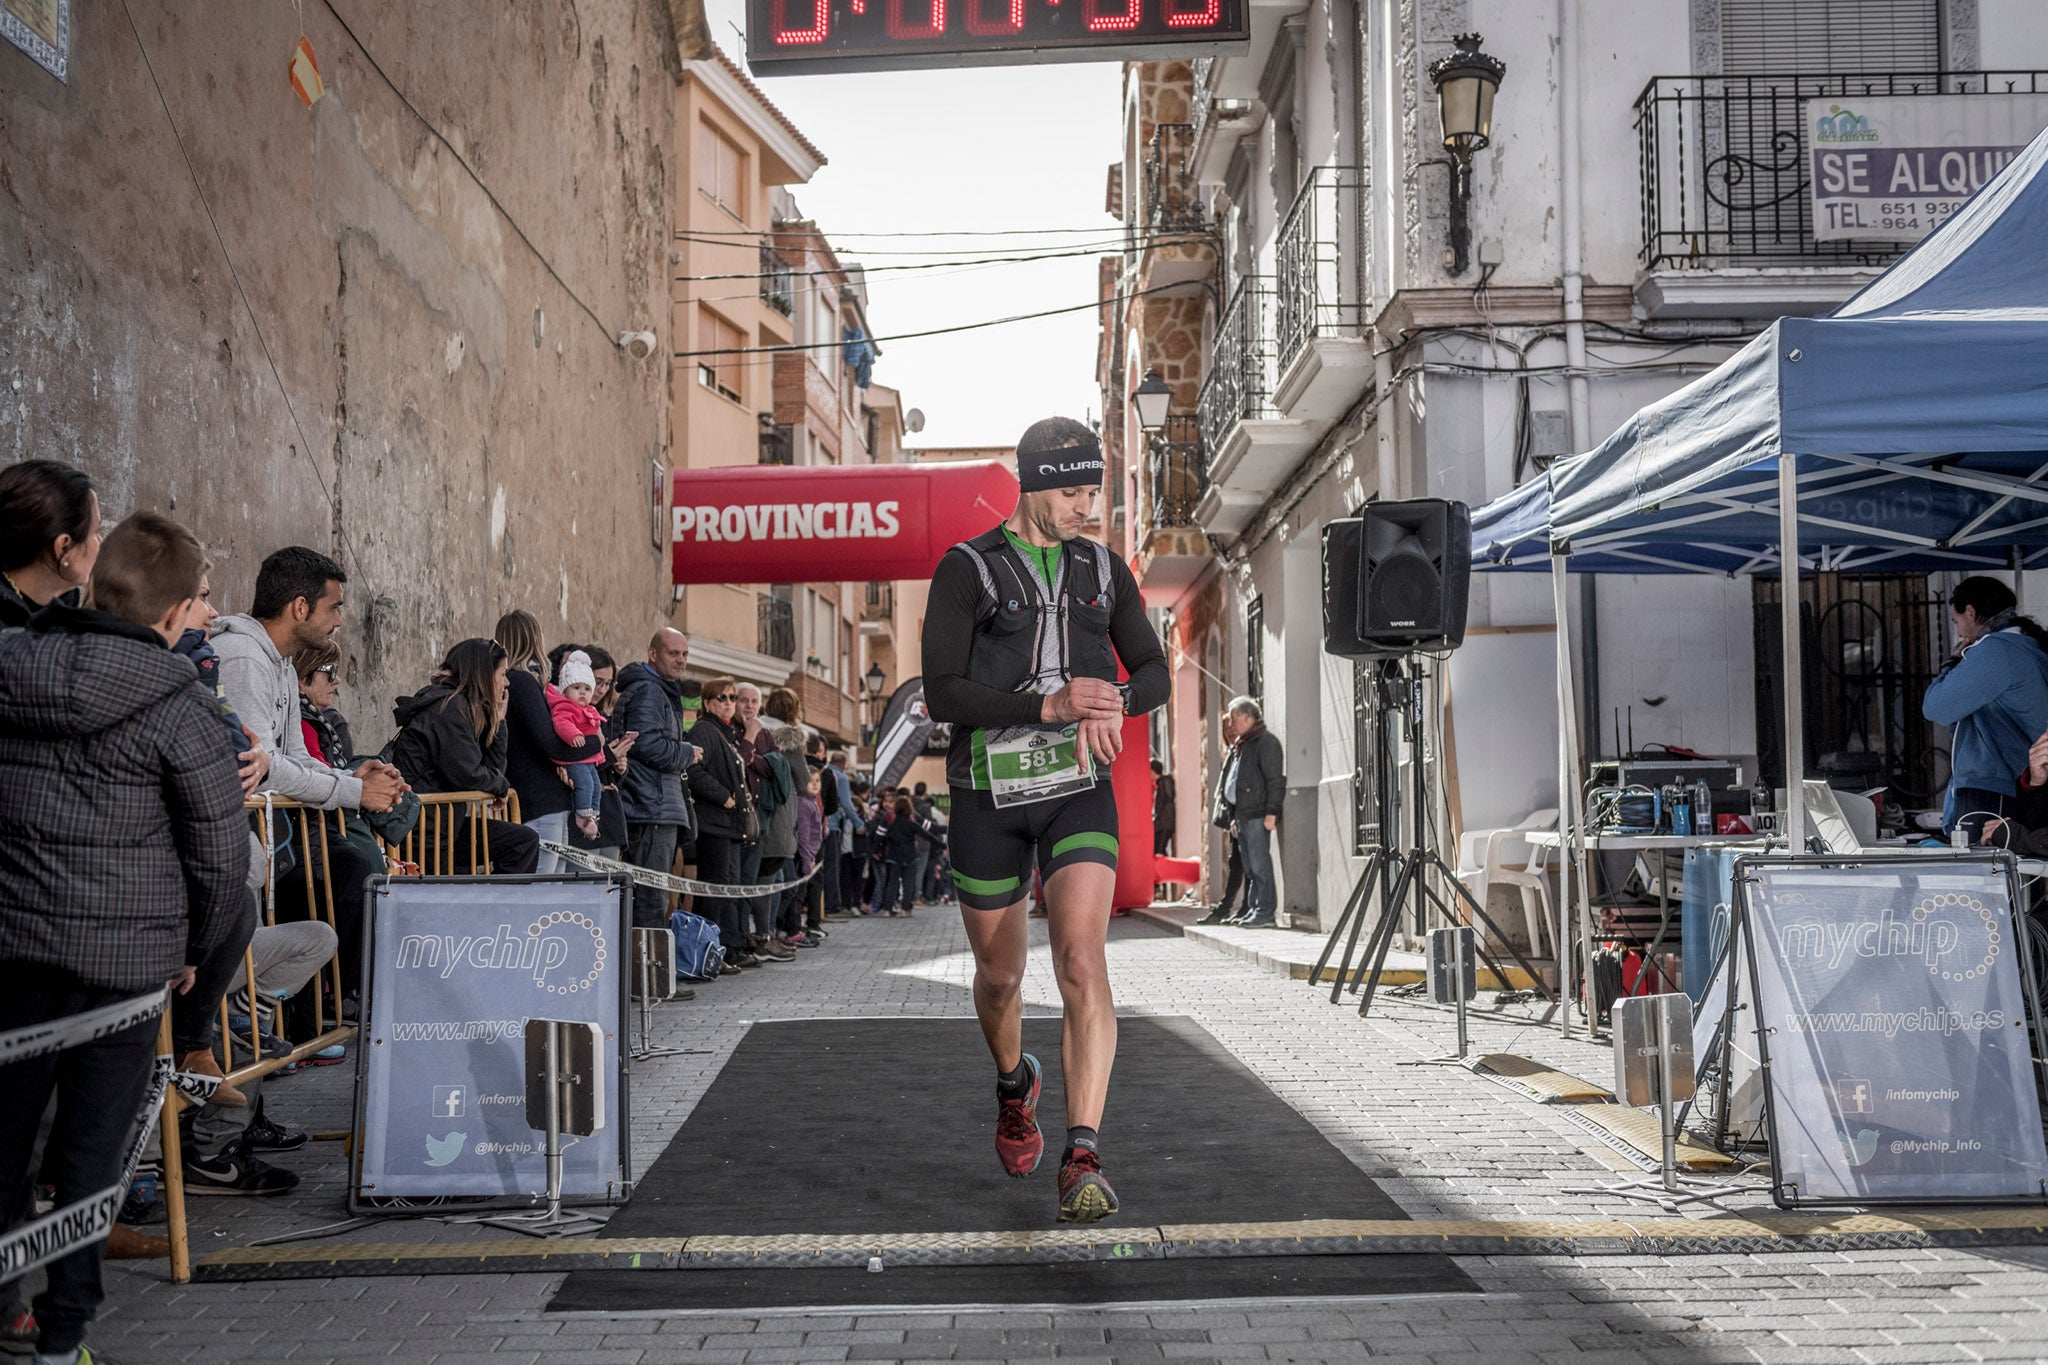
950, 526, 1119, 700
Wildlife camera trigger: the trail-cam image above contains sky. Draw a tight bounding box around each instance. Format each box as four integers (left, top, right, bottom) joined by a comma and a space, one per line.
703, 0, 1125, 451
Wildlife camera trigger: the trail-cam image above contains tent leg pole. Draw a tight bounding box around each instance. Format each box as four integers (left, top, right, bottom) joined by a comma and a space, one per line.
1779, 455, 1805, 849
1551, 552, 1588, 1036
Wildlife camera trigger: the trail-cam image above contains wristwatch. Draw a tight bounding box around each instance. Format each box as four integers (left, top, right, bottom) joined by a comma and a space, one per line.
1113, 681, 1132, 715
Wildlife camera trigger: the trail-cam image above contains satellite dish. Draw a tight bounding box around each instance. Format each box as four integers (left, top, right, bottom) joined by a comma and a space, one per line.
905, 408, 926, 434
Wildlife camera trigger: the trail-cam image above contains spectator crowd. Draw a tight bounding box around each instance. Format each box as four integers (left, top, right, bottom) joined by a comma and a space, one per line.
0, 459, 950, 1365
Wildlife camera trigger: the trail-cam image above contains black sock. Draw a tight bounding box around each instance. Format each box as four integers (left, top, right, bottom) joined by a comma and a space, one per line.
1063, 1126, 1098, 1163
996, 1057, 1032, 1102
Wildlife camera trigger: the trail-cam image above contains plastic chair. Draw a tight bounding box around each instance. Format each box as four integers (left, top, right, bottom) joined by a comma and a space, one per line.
1455, 808, 1559, 955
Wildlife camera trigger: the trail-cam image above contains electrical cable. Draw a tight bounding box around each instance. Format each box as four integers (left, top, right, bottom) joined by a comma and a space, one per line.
319, 0, 617, 344
675, 223, 1190, 239
671, 236, 1207, 283
674, 278, 1199, 359
117, 0, 376, 593
673, 230, 1205, 258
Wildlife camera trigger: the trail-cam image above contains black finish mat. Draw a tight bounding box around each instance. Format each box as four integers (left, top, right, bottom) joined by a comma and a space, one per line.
547, 1250, 1467, 1312
550, 1015, 1473, 1309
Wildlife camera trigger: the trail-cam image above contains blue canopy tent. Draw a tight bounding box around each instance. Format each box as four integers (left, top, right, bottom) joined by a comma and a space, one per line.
1465, 124, 2048, 1028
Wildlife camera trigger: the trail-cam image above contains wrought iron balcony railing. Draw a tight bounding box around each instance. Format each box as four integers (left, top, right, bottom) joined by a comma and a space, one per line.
1635, 70, 2048, 269
759, 239, 795, 316
1276, 167, 1370, 370
757, 593, 796, 661
1190, 58, 1217, 151
1148, 414, 1206, 532
1145, 123, 1205, 233
1197, 278, 1277, 458
862, 581, 894, 621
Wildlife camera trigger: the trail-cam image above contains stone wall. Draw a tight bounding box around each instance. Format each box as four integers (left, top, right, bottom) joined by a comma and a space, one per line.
1, 0, 677, 748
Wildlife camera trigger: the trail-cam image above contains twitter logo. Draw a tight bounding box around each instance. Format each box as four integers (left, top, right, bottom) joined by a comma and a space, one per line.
1841, 1128, 1878, 1168
425, 1131, 467, 1167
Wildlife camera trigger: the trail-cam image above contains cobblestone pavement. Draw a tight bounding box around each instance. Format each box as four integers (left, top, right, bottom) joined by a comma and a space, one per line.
83, 910, 2048, 1363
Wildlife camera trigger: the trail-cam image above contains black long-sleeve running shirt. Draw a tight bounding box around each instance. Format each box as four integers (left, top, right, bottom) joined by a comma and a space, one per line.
921, 537, 1171, 730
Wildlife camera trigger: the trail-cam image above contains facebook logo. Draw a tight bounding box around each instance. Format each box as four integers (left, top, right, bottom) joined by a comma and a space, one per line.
432, 1085, 466, 1119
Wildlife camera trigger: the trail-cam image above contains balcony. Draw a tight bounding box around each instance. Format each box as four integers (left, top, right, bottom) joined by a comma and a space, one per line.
861, 581, 894, 623
1273, 168, 1374, 421
1633, 70, 2048, 317
757, 593, 795, 661
1145, 123, 1204, 233
1193, 279, 1318, 539
759, 240, 795, 317
758, 422, 793, 465
1137, 414, 1213, 601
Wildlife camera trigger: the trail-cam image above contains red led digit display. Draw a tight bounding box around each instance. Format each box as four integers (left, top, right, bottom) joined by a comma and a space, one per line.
772, 0, 831, 43
963, 0, 1024, 37
747, 0, 1245, 74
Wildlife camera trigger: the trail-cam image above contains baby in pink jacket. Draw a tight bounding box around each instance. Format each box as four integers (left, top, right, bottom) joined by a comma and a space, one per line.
549, 650, 607, 838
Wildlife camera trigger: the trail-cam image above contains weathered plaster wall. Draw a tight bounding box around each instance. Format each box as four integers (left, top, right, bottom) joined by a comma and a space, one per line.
1, 0, 675, 747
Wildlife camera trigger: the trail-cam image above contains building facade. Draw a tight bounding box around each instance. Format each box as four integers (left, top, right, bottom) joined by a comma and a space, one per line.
671, 54, 904, 747
1107, 0, 2048, 929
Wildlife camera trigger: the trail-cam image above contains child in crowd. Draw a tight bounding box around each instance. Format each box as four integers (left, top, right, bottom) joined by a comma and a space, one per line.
549, 649, 607, 839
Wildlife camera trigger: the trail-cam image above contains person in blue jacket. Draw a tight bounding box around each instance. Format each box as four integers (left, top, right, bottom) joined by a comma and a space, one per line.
1922, 576, 2048, 842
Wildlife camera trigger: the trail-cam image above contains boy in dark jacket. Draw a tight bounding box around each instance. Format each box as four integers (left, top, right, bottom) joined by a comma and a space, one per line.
0, 512, 248, 1364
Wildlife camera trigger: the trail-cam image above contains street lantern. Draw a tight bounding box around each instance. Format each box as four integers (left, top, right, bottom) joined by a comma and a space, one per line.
1427, 33, 1505, 277
1132, 369, 1173, 433
863, 662, 886, 699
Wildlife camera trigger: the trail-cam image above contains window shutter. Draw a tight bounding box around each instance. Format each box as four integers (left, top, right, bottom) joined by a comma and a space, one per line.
1721, 0, 1940, 74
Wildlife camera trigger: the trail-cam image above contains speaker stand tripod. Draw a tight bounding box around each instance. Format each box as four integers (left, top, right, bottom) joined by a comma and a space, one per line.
1310, 658, 1556, 1019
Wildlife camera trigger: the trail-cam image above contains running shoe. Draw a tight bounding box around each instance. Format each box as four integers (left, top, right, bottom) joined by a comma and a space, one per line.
1057, 1149, 1118, 1223
994, 1053, 1044, 1178
1, 1300, 34, 1356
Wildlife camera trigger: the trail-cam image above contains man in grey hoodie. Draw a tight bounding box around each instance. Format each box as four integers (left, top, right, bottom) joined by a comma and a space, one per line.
210, 547, 405, 995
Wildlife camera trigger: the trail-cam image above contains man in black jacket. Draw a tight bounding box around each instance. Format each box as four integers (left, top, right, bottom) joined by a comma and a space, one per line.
0, 512, 248, 1362
1222, 697, 1285, 927
614, 628, 697, 930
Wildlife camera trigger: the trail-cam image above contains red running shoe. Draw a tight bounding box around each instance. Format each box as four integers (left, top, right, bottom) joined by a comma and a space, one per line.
1057, 1149, 1118, 1223
994, 1052, 1044, 1178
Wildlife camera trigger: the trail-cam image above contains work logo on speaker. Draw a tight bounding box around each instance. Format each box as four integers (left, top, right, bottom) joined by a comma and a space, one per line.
355, 879, 630, 1206
1742, 861, 2046, 1205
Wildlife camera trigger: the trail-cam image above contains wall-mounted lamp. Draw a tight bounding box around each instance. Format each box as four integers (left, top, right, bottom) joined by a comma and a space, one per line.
1132, 369, 1173, 433
1426, 33, 1505, 277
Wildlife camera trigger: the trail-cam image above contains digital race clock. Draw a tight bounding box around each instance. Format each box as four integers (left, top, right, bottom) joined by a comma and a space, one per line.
745, 0, 1248, 75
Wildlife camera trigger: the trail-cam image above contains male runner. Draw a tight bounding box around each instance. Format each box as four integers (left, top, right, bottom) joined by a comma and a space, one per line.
922, 416, 1170, 1222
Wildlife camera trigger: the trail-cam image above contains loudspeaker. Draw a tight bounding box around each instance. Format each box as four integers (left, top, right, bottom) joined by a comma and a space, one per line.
1321, 519, 1379, 658
1357, 498, 1471, 650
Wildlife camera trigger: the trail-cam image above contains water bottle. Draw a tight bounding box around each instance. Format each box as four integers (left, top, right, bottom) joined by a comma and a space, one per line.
1751, 778, 1771, 815
1671, 789, 1692, 837
1694, 779, 1713, 834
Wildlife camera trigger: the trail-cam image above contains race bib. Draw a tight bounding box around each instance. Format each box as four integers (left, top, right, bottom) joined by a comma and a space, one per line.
984, 724, 1095, 808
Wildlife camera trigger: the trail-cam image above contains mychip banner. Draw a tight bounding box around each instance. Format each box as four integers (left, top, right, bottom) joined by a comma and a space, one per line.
1739, 855, 2047, 1206
353, 877, 631, 1209
1806, 93, 2048, 241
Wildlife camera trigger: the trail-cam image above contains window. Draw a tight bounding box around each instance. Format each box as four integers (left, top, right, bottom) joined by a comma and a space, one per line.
697, 119, 746, 220
1246, 594, 1265, 703
696, 308, 743, 403
1720, 0, 1939, 74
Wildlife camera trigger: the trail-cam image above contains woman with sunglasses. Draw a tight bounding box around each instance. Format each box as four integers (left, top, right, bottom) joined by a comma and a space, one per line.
294, 640, 347, 765
687, 677, 762, 969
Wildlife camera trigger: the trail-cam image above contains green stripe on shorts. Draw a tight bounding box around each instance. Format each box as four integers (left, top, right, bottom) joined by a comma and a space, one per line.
1049, 831, 1119, 860
953, 869, 1022, 896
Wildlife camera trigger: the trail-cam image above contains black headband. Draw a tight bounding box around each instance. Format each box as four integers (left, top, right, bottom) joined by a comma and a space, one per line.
1017, 440, 1106, 493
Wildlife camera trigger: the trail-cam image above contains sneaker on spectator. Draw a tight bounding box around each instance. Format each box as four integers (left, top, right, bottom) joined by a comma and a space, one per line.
718, 961, 742, 976
1, 1299, 34, 1356
727, 951, 760, 969
183, 1140, 299, 1197
106, 1223, 170, 1261
244, 1102, 310, 1152
225, 1017, 294, 1060
118, 1165, 166, 1227
755, 937, 795, 961
301, 1043, 346, 1066
176, 1050, 247, 1108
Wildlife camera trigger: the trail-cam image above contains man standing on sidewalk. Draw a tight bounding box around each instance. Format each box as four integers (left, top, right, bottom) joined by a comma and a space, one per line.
1195, 704, 1248, 925
0, 512, 248, 1364
923, 416, 1170, 1223
1222, 697, 1284, 928
614, 628, 697, 930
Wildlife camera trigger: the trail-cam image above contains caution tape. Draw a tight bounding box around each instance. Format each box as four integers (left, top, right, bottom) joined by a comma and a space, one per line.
540, 841, 820, 897
0, 993, 173, 1281
0, 988, 169, 1065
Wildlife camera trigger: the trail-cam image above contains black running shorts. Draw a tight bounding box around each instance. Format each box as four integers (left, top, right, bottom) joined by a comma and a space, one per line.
946, 781, 1120, 911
